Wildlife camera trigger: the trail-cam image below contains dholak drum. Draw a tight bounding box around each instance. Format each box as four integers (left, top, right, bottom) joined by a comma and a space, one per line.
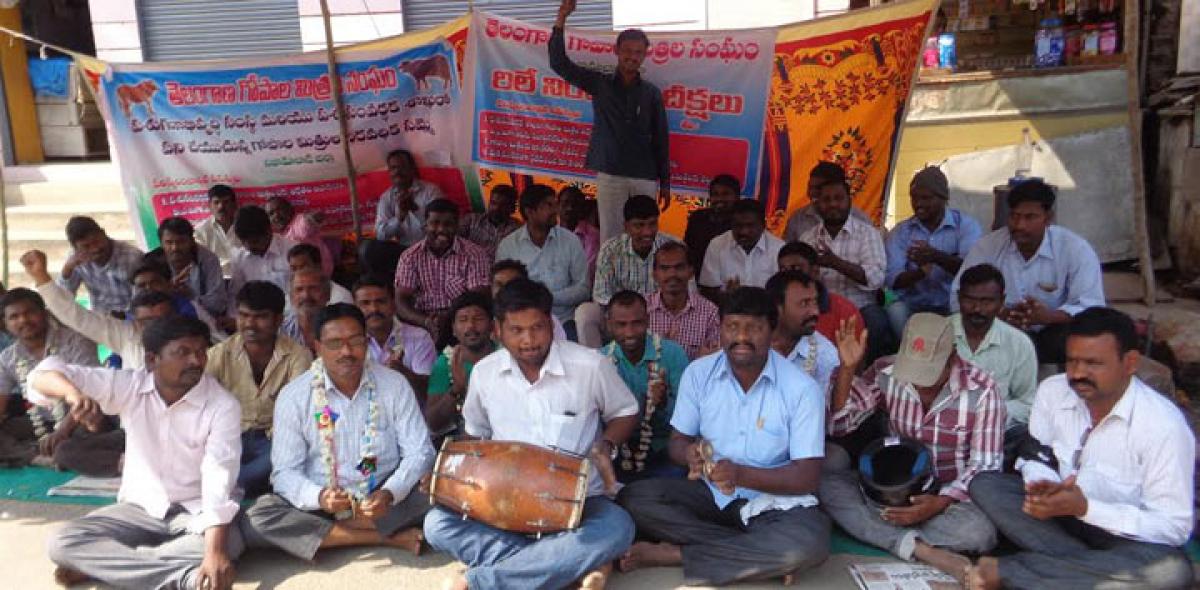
429, 438, 591, 534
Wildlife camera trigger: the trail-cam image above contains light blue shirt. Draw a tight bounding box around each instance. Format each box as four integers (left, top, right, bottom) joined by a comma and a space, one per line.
671, 351, 825, 509
783, 333, 839, 401
952, 225, 1105, 318
495, 226, 591, 322
271, 361, 435, 511
886, 208, 983, 310
602, 334, 689, 453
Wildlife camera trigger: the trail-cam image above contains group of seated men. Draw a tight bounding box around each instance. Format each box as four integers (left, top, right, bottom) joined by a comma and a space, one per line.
0, 151, 1192, 590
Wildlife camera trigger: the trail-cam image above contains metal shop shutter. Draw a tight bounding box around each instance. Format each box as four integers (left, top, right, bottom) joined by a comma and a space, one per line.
403, 0, 613, 32
138, 0, 303, 61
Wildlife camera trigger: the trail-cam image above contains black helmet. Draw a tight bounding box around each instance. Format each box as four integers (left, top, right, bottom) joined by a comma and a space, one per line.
858, 436, 936, 507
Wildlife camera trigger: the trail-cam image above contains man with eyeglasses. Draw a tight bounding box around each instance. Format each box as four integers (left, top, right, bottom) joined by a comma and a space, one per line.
241, 304, 435, 561
963, 308, 1194, 590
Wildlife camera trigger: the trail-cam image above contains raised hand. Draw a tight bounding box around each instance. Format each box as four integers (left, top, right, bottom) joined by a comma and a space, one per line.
556, 0, 577, 24
20, 250, 52, 285
835, 316, 867, 370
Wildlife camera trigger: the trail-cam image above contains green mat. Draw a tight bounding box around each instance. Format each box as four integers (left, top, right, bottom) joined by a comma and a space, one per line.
0, 466, 113, 506
1, 467, 1198, 561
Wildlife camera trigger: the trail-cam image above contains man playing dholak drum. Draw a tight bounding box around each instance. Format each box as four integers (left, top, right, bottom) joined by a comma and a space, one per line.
617, 287, 831, 585
423, 278, 639, 590
240, 304, 435, 560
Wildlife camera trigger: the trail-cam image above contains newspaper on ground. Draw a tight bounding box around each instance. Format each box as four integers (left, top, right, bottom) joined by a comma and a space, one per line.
47, 475, 121, 498
847, 562, 961, 590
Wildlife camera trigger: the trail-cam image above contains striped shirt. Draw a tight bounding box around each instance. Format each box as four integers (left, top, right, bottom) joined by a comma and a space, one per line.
59, 240, 144, 315
797, 215, 887, 309
459, 213, 521, 261
593, 232, 677, 305
646, 291, 720, 360
393, 237, 491, 314
831, 355, 1005, 501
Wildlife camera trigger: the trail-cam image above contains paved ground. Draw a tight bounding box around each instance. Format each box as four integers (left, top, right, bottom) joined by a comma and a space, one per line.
2, 500, 893, 589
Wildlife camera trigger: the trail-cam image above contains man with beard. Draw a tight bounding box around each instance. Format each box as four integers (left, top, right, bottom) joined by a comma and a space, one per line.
699, 199, 785, 302
616, 286, 830, 586
425, 291, 496, 438
602, 290, 688, 482
353, 276, 436, 403
241, 304, 434, 562
194, 184, 242, 276
952, 264, 1037, 458
459, 184, 522, 260
885, 167, 982, 337
577, 195, 679, 348
551, 0, 671, 242
281, 268, 330, 352
796, 176, 891, 362
266, 197, 333, 278
766, 271, 839, 396
374, 149, 446, 247
954, 179, 1104, 364
24, 249, 176, 367
777, 241, 865, 344
684, 175, 740, 273
820, 313, 1002, 580
230, 206, 297, 299
647, 242, 720, 361
32, 317, 244, 590
205, 281, 312, 497
424, 278, 638, 590
145, 216, 228, 319
59, 216, 144, 318
496, 185, 590, 335
130, 262, 225, 341
0, 288, 101, 470
783, 162, 872, 242
394, 198, 490, 344
964, 308, 1195, 590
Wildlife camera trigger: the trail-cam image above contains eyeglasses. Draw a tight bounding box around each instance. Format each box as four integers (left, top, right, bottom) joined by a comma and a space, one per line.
321, 335, 368, 351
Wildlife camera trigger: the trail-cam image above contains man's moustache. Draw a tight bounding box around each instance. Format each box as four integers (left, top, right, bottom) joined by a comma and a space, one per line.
1070, 378, 1097, 390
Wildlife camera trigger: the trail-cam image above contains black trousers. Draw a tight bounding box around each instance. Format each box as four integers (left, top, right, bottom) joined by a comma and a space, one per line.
618, 478, 830, 586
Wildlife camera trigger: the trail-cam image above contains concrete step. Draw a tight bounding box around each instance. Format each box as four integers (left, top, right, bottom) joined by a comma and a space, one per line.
4, 236, 141, 289
5, 179, 126, 208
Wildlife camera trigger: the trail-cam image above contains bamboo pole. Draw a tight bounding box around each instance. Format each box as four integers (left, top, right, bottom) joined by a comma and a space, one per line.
1123, 0, 1156, 306
319, 0, 363, 240
0, 162, 7, 286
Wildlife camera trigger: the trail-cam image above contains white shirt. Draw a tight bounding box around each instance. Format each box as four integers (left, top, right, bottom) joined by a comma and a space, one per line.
194, 216, 243, 277
783, 332, 839, 402
283, 281, 353, 316
37, 282, 145, 367
229, 235, 297, 306
462, 339, 638, 496
28, 356, 241, 532
699, 230, 785, 289
1021, 375, 1195, 546
374, 180, 446, 247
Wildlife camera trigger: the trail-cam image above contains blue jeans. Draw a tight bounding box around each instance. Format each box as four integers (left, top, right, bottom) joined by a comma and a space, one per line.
238, 430, 272, 497
424, 497, 634, 589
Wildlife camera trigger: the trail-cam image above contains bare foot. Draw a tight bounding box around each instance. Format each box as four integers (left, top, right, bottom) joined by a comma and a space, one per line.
965, 557, 1001, 590
577, 562, 612, 590
442, 573, 468, 590
387, 526, 424, 556
913, 541, 972, 586
617, 541, 683, 572
53, 566, 89, 587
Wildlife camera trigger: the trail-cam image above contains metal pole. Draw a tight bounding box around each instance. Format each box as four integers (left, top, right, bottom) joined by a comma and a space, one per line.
0, 161, 7, 286
319, 0, 363, 240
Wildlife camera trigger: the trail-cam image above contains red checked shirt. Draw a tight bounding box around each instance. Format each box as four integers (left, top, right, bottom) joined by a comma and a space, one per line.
394, 237, 490, 314
830, 355, 1005, 501
647, 291, 720, 361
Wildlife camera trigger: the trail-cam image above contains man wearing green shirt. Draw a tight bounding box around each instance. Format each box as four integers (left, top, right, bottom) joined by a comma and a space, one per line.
951, 263, 1037, 466
602, 290, 689, 482
425, 291, 497, 439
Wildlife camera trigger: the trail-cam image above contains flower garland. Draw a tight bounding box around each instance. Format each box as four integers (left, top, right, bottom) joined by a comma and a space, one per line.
606, 333, 664, 473
15, 343, 64, 441
801, 335, 818, 378
310, 358, 379, 503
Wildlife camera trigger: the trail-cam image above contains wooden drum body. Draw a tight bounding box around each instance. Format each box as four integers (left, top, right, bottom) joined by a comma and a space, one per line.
429, 438, 592, 534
